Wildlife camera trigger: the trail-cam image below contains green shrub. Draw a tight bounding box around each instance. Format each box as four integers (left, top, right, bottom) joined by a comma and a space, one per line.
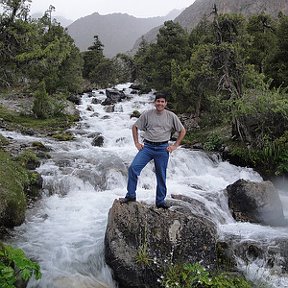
32, 82, 54, 119
229, 132, 288, 176
204, 133, 223, 151
135, 243, 152, 266
0, 243, 41, 288
161, 262, 252, 288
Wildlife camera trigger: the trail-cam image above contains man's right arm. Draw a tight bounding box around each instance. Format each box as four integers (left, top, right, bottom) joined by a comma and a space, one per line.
132, 124, 144, 150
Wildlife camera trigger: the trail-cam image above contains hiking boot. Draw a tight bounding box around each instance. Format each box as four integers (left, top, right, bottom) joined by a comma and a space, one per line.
156, 202, 169, 209
119, 197, 136, 204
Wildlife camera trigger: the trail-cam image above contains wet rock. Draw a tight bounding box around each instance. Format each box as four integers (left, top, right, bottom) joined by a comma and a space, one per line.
129, 83, 141, 90
130, 110, 141, 118
104, 200, 218, 288
91, 135, 104, 147
20, 127, 35, 136
67, 94, 81, 105
87, 132, 101, 139
226, 179, 287, 226
25, 171, 43, 199
104, 105, 115, 113
91, 98, 102, 104
25, 157, 41, 170
130, 90, 138, 94
86, 91, 94, 98
102, 88, 126, 105
90, 112, 100, 117
87, 105, 94, 111
220, 238, 288, 274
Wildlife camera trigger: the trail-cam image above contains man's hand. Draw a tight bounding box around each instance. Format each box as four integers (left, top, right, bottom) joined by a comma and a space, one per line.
167, 128, 186, 153
167, 144, 178, 153
135, 142, 144, 150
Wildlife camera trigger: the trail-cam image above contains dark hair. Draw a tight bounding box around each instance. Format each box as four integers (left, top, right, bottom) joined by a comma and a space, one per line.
154, 92, 167, 101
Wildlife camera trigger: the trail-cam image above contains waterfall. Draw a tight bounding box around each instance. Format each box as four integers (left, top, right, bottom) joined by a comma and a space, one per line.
3, 83, 288, 288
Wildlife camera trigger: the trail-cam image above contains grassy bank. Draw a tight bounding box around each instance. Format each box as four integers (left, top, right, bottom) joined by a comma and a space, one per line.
0, 104, 79, 137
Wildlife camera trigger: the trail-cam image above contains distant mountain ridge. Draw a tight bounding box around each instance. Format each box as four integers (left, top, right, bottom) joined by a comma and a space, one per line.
31, 13, 73, 27
66, 10, 182, 58
132, 0, 288, 52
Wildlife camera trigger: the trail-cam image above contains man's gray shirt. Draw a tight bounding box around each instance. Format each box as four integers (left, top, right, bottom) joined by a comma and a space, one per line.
134, 109, 184, 142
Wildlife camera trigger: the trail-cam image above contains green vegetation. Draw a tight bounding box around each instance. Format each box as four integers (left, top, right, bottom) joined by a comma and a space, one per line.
0, 135, 10, 147
161, 262, 252, 288
0, 150, 28, 228
0, 148, 43, 286
135, 220, 153, 266
15, 149, 39, 168
0, 104, 78, 135
135, 243, 152, 266
131, 12, 288, 178
51, 131, 75, 141
0, 243, 41, 288
32, 82, 54, 119
0, 147, 43, 227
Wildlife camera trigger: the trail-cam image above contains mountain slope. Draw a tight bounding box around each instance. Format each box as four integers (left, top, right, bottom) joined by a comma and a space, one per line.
175, 0, 288, 31
132, 0, 288, 52
66, 10, 182, 58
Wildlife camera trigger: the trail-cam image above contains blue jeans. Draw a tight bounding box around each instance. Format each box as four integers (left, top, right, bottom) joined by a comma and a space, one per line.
126, 143, 169, 206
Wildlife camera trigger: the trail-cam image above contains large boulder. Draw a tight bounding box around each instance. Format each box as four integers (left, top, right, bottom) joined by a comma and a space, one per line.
226, 179, 287, 226
102, 88, 126, 105
104, 200, 218, 288
67, 94, 81, 105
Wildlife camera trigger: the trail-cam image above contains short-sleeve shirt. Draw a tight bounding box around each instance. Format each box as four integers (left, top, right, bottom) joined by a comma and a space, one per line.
134, 109, 184, 142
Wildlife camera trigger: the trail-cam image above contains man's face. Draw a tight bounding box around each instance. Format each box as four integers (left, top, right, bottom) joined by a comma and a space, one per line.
154, 98, 167, 112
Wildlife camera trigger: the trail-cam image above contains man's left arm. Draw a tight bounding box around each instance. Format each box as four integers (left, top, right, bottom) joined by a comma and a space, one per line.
167, 127, 186, 153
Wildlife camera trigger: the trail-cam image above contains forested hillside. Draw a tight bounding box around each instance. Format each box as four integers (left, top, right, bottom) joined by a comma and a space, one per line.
175, 0, 288, 31
133, 0, 288, 55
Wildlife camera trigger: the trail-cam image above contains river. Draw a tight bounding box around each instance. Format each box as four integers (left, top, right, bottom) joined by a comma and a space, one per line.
3, 83, 288, 288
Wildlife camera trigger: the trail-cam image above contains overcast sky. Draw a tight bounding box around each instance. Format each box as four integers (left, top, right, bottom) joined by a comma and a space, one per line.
30, 0, 196, 20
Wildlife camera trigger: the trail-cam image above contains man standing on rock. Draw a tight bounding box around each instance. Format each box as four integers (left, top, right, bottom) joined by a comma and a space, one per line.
120, 92, 186, 209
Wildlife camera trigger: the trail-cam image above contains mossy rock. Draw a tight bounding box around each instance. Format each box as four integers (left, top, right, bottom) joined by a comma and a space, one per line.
130, 110, 141, 118
216, 241, 238, 271
25, 171, 43, 199
0, 150, 27, 228
32, 141, 51, 151
51, 131, 75, 141
0, 134, 10, 147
